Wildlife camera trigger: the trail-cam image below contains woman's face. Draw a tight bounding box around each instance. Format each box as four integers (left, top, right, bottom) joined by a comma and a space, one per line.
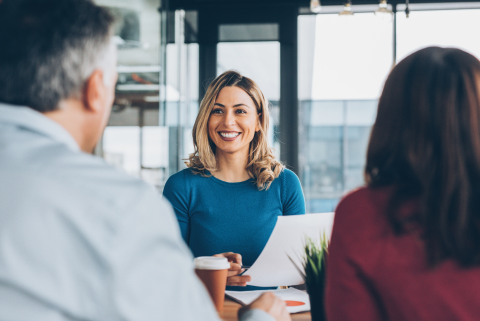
208, 86, 260, 157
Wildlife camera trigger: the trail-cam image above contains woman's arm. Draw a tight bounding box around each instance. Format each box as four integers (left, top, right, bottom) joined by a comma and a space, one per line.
325, 194, 385, 321
162, 171, 190, 244
281, 169, 306, 215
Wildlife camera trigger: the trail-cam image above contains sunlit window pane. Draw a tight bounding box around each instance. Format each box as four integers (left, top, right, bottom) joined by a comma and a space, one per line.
217, 40, 281, 157
103, 127, 141, 176
397, 9, 480, 62
142, 126, 169, 168
299, 12, 392, 213
311, 13, 393, 100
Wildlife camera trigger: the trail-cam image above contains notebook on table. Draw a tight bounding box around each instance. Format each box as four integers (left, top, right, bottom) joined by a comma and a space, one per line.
225, 288, 310, 314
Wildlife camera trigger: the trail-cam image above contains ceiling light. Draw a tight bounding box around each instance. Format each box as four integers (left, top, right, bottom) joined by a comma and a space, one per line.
310, 0, 322, 13
375, 0, 393, 21
339, 1, 354, 16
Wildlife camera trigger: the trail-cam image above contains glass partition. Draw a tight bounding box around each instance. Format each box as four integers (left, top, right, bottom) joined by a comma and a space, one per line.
93, 0, 165, 190
93, 4, 198, 192
217, 40, 281, 155
397, 8, 480, 61
298, 11, 393, 213
93, 1, 480, 199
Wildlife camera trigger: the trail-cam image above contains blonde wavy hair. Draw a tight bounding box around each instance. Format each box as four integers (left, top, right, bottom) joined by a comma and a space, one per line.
186, 70, 284, 190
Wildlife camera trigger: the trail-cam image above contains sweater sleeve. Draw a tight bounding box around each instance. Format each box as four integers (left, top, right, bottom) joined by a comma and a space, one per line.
325, 192, 385, 321
281, 169, 306, 216
162, 170, 190, 244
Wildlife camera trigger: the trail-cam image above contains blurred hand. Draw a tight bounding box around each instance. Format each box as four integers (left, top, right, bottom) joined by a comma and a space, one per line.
213, 252, 251, 286
238, 292, 291, 321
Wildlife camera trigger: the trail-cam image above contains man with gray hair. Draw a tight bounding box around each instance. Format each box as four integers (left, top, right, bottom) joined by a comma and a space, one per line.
0, 0, 290, 320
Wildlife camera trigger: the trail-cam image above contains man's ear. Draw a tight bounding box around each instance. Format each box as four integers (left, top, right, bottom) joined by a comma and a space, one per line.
83, 70, 106, 113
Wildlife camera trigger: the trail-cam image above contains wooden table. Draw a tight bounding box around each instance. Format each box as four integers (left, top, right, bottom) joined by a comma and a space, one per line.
220, 297, 311, 321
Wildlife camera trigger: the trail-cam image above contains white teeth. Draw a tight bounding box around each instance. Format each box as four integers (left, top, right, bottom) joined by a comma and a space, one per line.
220, 132, 240, 138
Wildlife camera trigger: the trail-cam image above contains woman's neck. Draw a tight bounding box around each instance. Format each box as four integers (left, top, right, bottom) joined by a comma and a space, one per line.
212, 149, 251, 182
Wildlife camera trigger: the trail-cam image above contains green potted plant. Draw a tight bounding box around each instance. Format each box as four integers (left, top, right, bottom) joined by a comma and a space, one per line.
290, 234, 329, 321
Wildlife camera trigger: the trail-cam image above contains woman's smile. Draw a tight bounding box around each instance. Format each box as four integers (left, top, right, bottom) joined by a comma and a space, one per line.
208, 86, 260, 155
219, 131, 241, 141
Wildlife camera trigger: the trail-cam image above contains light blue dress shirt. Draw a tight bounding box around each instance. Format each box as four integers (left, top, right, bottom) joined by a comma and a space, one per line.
0, 104, 274, 321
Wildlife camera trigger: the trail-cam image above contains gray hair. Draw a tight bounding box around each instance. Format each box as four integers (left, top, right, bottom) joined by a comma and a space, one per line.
0, 0, 115, 112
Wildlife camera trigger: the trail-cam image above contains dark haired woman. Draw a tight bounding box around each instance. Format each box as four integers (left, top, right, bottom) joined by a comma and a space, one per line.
325, 47, 480, 320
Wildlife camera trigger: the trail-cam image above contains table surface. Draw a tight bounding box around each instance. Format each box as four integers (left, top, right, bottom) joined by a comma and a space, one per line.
220, 298, 311, 321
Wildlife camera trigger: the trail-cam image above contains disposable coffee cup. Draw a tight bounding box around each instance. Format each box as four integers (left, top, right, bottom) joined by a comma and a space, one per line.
194, 256, 230, 312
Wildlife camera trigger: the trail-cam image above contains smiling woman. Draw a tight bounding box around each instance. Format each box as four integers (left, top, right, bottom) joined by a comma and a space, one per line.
163, 70, 306, 291
208, 86, 261, 170
187, 70, 283, 190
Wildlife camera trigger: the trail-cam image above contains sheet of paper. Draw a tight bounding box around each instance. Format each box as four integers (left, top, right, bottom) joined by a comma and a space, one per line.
244, 213, 334, 287
225, 288, 310, 314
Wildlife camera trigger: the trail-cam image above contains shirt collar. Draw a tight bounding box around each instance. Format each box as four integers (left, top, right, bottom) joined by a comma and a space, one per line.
0, 103, 80, 152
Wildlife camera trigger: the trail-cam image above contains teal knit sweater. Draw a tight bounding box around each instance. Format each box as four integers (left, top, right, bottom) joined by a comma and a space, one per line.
163, 168, 305, 290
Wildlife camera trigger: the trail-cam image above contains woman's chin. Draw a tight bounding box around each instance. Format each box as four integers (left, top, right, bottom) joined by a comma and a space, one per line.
216, 145, 249, 156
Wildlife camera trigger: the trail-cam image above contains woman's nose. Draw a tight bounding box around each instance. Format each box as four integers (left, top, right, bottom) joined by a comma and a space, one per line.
223, 111, 236, 126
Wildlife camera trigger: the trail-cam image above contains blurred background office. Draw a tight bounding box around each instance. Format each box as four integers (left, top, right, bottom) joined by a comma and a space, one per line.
93, 0, 480, 213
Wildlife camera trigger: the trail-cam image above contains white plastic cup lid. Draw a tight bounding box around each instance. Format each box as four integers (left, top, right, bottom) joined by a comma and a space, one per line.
194, 256, 231, 270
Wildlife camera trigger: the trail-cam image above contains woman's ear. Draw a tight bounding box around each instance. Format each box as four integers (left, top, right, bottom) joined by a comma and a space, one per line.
256, 113, 262, 132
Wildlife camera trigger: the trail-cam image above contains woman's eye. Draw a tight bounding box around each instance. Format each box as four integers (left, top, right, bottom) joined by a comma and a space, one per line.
212, 109, 223, 114
236, 109, 247, 114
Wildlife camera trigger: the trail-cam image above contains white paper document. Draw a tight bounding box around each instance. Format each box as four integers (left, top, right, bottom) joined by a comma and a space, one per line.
244, 213, 334, 287
225, 288, 310, 314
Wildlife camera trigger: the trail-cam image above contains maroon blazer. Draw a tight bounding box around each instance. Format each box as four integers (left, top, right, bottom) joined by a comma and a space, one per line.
326, 186, 480, 321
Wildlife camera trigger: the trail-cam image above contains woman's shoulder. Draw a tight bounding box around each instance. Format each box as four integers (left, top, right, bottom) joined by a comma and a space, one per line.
164, 168, 190, 189
329, 187, 394, 282
277, 168, 301, 187
335, 186, 393, 232
165, 168, 185, 184
279, 168, 300, 180
338, 186, 392, 209
164, 168, 209, 189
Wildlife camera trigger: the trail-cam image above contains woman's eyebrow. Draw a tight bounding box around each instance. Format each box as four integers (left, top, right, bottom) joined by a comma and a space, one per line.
214, 103, 251, 109
233, 104, 250, 108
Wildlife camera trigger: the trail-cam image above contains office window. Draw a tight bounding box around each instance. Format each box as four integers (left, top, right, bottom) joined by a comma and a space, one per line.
93, 5, 199, 191
103, 127, 141, 175
217, 40, 281, 155
165, 40, 199, 177
93, 0, 166, 190
397, 8, 480, 61
298, 12, 393, 213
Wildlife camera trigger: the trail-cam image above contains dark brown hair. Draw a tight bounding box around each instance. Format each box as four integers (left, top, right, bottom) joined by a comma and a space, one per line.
365, 47, 480, 267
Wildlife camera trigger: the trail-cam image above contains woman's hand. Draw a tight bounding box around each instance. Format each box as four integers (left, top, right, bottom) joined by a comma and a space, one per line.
238, 292, 291, 321
213, 252, 252, 286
